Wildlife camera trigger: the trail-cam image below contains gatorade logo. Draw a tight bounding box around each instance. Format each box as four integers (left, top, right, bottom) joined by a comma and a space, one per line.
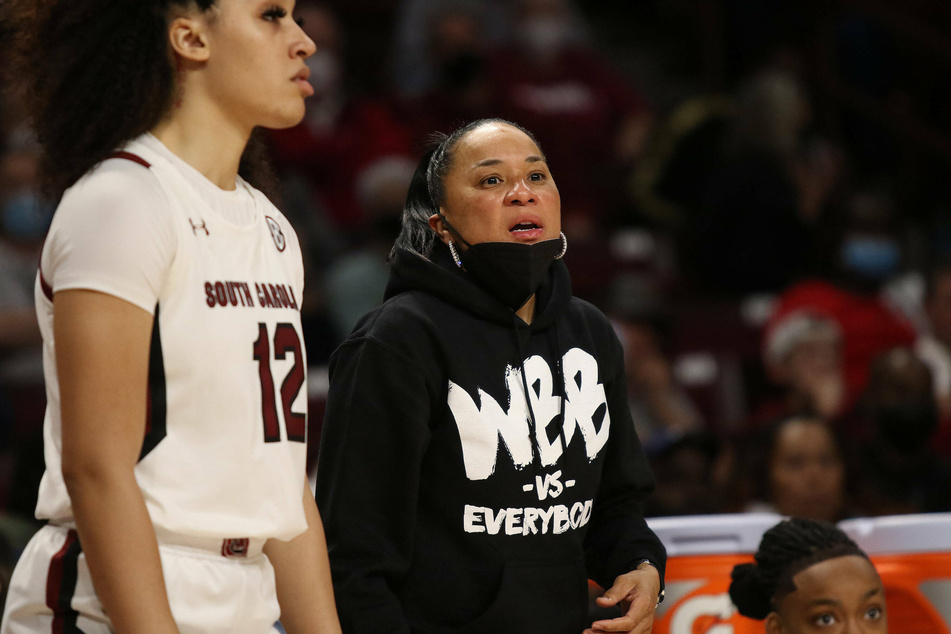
669, 594, 736, 633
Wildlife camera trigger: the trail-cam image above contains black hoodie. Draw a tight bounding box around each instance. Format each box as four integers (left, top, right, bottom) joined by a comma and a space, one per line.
316, 243, 666, 633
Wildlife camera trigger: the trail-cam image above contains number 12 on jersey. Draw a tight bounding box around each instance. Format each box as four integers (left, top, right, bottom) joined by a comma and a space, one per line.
253, 322, 306, 443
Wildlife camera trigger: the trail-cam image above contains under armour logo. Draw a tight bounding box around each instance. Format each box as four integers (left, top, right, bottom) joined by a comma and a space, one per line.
189, 218, 209, 236
265, 216, 286, 252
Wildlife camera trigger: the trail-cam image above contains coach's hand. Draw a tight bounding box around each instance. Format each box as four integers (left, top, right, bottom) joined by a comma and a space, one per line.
583, 562, 660, 634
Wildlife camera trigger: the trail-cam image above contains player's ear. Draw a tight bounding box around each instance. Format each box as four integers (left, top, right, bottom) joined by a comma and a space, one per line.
765, 612, 783, 634
168, 14, 211, 64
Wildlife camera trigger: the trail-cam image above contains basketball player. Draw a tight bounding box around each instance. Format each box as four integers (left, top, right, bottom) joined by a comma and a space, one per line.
730, 518, 887, 633
0, 0, 340, 632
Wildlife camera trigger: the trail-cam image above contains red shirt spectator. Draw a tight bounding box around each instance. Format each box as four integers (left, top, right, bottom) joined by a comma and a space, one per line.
767, 279, 917, 406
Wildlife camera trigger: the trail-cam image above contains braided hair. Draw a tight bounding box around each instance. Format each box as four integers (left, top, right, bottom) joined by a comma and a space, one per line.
390, 118, 544, 261
2, 0, 275, 200
729, 517, 871, 620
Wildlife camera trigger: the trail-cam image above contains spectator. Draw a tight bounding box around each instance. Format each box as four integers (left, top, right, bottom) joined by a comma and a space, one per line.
395, 3, 501, 149
0, 135, 50, 520
682, 65, 842, 296
765, 189, 916, 409
324, 156, 415, 340
609, 281, 704, 452
0, 139, 48, 356
740, 415, 850, 523
644, 432, 726, 517
750, 312, 845, 428
851, 347, 951, 515
390, 0, 512, 99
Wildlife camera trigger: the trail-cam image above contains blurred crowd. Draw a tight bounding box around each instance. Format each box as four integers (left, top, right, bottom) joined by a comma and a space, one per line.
2, 0, 951, 585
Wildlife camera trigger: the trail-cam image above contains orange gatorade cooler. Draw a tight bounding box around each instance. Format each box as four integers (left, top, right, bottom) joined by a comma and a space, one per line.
646, 513, 951, 634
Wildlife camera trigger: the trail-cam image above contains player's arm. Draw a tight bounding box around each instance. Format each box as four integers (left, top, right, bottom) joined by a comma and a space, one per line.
264, 479, 341, 634
56, 289, 178, 634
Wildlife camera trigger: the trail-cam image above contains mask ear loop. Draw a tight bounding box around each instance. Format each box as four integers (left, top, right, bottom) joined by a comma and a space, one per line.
555, 231, 568, 259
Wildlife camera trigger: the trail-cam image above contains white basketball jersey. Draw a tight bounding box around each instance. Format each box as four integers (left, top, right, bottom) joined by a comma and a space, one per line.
34, 135, 308, 542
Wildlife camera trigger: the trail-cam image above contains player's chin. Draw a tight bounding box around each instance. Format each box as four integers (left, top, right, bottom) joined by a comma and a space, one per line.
262, 103, 307, 131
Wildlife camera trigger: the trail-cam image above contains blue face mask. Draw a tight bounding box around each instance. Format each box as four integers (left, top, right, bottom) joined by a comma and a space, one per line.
1, 190, 55, 242
840, 236, 900, 280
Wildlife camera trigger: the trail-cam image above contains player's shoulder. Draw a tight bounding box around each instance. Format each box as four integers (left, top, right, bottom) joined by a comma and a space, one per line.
61, 151, 167, 217
49, 151, 175, 251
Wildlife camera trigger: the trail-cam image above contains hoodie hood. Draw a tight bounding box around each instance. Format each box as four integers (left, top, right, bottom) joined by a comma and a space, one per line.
385, 241, 572, 331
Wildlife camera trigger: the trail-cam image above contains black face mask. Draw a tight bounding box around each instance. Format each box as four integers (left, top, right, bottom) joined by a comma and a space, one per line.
440, 214, 565, 312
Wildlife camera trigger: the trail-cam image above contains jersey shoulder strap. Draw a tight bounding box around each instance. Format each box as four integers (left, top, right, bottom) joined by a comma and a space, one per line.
106, 151, 151, 169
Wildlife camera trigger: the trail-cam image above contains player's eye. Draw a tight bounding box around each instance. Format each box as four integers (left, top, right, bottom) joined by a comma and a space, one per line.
812, 612, 837, 627
262, 5, 287, 21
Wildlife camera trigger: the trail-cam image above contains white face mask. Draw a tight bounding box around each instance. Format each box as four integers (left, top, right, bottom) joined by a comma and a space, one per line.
521, 16, 571, 58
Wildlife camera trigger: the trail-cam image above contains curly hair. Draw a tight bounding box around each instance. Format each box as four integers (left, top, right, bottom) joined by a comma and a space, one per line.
729, 517, 871, 620
390, 118, 544, 261
2, 0, 276, 199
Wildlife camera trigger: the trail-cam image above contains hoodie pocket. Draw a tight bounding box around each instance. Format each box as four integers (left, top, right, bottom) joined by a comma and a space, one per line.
456, 558, 587, 634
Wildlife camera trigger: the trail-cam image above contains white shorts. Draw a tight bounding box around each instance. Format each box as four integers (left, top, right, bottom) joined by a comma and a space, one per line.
1, 524, 281, 634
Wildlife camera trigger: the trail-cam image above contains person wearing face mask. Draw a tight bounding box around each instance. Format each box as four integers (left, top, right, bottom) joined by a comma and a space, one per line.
316, 119, 665, 634
0, 146, 53, 355
0, 146, 52, 535
765, 191, 916, 414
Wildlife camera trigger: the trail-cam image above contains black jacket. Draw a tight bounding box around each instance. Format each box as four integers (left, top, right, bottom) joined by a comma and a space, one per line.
316, 243, 666, 633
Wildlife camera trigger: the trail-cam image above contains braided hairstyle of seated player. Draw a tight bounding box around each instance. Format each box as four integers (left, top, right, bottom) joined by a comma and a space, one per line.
730, 517, 888, 633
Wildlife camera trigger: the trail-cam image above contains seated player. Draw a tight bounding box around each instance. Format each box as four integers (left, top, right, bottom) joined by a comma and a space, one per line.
730, 517, 887, 633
